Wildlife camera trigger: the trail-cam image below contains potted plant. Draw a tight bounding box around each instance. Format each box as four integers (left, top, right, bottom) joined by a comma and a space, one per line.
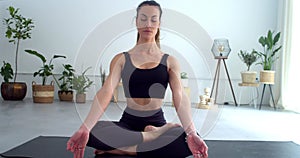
180, 72, 188, 87
25, 49, 66, 103
238, 49, 259, 83
1, 60, 27, 100
53, 64, 75, 101
1, 6, 35, 100
255, 30, 282, 84
72, 67, 93, 103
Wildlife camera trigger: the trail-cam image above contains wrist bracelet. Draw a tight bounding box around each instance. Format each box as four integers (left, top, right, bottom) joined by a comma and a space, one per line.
185, 130, 195, 142
185, 131, 203, 141
186, 130, 196, 136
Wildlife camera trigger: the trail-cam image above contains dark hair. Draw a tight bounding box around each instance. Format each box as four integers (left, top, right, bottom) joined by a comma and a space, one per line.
136, 0, 162, 47
136, 0, 162, 19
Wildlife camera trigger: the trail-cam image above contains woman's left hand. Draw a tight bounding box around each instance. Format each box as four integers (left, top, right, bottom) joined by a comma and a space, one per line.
186, 132, 208, 158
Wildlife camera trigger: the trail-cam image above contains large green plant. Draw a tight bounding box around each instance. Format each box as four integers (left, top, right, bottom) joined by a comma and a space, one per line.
0, 61, 14, 83
72, 67, 93, 94
53, 64, 75, 91
255, 30, 282, 70
25, 49, 66, 85
3, 6, 34, 82
238, 49, 258, 71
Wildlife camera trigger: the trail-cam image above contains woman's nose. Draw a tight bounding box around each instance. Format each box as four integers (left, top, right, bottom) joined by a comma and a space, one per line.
145, 20, 152, 27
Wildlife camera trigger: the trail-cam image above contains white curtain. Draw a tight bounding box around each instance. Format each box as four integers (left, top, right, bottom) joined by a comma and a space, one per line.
278, 0, 300, 112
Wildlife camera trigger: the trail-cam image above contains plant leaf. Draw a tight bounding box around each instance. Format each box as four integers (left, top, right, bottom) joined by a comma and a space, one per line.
273, 32, 281, 45
25, 49, 46, 63
53, 55, 66, 59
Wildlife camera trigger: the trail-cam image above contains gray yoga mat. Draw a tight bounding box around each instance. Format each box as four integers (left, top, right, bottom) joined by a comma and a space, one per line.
1, 136, 300, 158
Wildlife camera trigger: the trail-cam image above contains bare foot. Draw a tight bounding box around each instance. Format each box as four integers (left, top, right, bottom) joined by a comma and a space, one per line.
144, 125, 156, 132
94, 149, 105, 155
94, 146, 137, 156
142, 123, 180, 142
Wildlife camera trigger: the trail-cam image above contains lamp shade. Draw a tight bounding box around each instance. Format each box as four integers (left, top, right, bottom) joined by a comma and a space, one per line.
211, 38, 231, 59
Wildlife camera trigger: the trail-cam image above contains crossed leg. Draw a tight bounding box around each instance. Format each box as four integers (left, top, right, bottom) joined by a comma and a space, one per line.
94, 123, 179, 156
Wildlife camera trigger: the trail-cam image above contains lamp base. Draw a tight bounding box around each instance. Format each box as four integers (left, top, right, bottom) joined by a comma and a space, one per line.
210, 58, 237, 106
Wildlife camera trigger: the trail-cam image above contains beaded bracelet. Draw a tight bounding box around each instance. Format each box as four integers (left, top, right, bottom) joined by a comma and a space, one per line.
186, 130, 197, 136
185, 131, 202, 142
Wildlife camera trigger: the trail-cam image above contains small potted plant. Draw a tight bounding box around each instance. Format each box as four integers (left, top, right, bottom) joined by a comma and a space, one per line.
238, 49, 258, 83
53, 64, 75, 101
25, 49, 66, 103
72, 67, 93, 103
180, 72, 188, 87
2, 6, 35, 100
255, 30, 282, 84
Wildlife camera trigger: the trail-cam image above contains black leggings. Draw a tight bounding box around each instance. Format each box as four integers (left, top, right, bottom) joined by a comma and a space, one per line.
87, 107, 192, 158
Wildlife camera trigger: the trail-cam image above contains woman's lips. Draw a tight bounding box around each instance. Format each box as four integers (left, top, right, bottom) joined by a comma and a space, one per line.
143, 29, 152, 33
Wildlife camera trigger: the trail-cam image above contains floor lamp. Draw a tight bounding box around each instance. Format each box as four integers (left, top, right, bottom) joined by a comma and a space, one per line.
210, 39, 238, 106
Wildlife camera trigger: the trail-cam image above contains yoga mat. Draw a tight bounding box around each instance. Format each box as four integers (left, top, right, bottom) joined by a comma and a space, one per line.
1, 136, 300, 158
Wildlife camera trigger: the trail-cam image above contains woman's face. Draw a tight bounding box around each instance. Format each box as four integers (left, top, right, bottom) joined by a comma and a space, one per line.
136, 5, 160, 41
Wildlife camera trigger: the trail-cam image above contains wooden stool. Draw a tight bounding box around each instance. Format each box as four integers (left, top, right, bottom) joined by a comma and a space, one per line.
238, 82, 259, 108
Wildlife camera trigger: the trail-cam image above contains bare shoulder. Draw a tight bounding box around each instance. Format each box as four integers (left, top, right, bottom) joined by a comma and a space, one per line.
166, 54, 180, 68
110, 52, 125, 65
112, 52, 125, 61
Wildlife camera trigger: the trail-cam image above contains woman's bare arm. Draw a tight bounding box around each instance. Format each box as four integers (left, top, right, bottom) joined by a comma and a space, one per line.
80, 53, 124, 131
168, 55, 196, 134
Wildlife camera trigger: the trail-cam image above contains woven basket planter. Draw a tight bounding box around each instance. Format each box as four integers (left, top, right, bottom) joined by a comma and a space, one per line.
32, 81, 54, 103
241, 71, 257, 84
259, 70, 275, 84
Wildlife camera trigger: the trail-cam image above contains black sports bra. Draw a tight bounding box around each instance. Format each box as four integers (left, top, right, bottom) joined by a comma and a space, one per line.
121, 52, 169, 98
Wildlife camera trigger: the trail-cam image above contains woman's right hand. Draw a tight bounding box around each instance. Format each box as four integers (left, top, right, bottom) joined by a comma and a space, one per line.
67, 126, 90, 158
186, 132, 208, 158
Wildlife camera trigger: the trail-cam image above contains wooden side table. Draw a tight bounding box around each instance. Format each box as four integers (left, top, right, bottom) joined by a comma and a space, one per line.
238, 83, 259, 108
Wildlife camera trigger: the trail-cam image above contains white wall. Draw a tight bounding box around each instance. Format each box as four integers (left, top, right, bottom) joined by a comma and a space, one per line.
0, 0, 280, 104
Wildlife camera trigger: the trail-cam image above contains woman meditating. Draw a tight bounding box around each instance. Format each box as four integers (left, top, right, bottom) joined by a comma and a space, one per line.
67, 1, 208, 158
